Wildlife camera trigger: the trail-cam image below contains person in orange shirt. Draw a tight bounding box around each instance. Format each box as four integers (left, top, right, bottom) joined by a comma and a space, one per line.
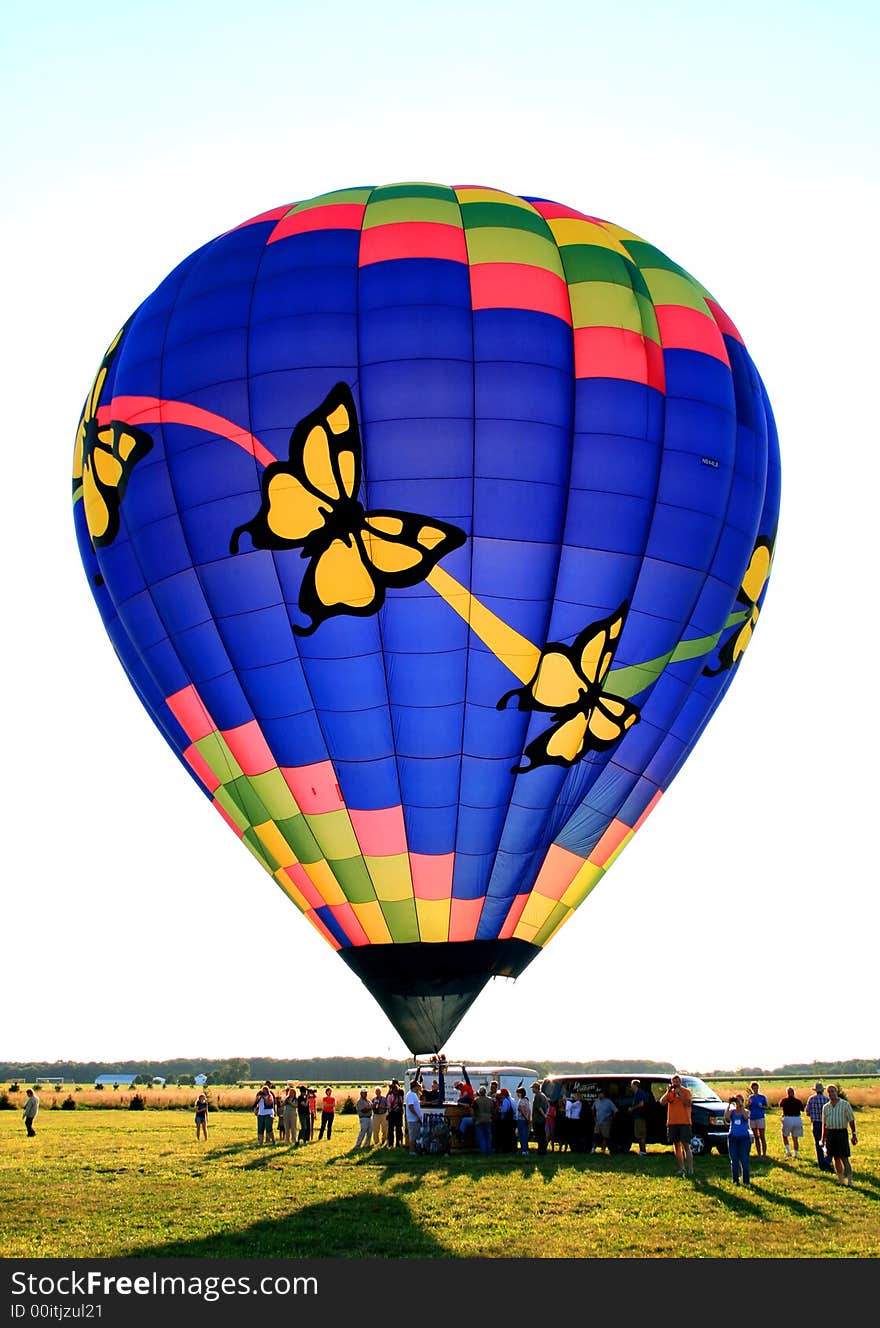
318, 1087, 336, 1140
660, 1075, 694, 1177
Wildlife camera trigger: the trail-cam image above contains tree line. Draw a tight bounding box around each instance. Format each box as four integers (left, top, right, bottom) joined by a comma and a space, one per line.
1, 1055, 876, 1084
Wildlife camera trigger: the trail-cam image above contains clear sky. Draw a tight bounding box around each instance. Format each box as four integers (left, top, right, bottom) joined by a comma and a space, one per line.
2, 0, 877, 1073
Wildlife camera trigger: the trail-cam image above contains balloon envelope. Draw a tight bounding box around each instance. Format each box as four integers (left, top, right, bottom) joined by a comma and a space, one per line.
73, 183, 780, 1051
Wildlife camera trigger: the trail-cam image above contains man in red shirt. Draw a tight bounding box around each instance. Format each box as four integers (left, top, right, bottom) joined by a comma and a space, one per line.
660, 1075, 693, 1177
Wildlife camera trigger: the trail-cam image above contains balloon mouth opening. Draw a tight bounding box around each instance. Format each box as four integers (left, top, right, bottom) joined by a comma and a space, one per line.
338, 939, 541, 1054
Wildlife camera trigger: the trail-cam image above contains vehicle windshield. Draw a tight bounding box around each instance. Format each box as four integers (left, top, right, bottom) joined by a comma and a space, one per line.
680, 1076, 723, 1103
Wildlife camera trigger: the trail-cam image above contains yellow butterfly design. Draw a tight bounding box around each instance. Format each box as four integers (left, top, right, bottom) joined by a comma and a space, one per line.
72, 326, 153, 548
497, 604, 640, 773
230, 383, 466, 634
704, 536, 773, 677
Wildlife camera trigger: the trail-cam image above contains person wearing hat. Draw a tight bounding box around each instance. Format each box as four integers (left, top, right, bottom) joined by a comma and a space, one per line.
805, 1082, 832, 1170
385, 1080, 404, 1149
354, 1089, 374, 1149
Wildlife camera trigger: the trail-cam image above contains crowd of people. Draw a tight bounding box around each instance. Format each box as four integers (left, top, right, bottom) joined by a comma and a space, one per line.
186, 1073, 860, 1188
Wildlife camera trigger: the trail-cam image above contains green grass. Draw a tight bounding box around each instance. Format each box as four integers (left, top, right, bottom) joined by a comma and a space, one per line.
2, 1108, 878, 1259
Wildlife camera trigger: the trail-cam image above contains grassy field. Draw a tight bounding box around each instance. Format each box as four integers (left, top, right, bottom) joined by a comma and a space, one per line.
2, 1101, 878, 1259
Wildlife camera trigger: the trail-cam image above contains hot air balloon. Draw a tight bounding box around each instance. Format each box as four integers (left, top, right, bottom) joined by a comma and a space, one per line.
72, 183, 780, 1053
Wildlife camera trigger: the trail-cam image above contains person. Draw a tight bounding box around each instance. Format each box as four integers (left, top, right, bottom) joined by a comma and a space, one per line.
404, 1079, 424, 1154
496, 1087, 516, 1153
456, 1078, 475, 1105
307, 1088, 317, 1137
455, 1082, 475, 1142
515, 1086, 532, 1156
591, 1087, 617, 1154
746, 1081, 769, 1158
194, 1092, 209, 1141
354, 1089, 373, 1149
282, 1085, 299, 1146
565, 1091, 584, 1152
628, 1079, 650, 1157
371, 1086, 388, 1146
318, 1086, 336, 1140
805, 1082, 831, 1171
531, 1081, 549, 1155
254, 1086, 276, 1145
276, 1087, 286, 1141
472, 1085, 494, 1156
778, 1085, 805, 1158
724, 1093, 752, 1186
821, 1085, 857, 1187
545, 1098, 557, 1152
660, 1075, 693, 1177
296, 1085, 311, 1144
386, 1080, 404, 1148
23, 1088, 39, 1138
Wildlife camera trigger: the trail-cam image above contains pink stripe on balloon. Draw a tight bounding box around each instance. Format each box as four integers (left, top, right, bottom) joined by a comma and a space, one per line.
632, 788, 663, 832
359, 222, 468, 266
705, 298, 744, 345
166, 684, 216, 742
269, 203, 367, 243
221, 719, 276, 776
348, 806, 407, 858
498, 892, 529, 940
410, 852, 455, 900
449, 896, 482, 942
98, 396, 276, 468
655, 305, 730, 365
328, 902, 371, 947
528, 200, 606, 224
469, 262, 572, 323
574, 326, 666, 391
228, 204, 292, 234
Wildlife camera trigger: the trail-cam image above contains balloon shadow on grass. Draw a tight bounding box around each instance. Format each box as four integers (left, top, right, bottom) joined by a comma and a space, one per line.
124, 1191, 449, 1259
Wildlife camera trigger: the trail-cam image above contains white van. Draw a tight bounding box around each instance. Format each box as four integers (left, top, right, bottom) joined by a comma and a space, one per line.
405, 1060, 538, 1103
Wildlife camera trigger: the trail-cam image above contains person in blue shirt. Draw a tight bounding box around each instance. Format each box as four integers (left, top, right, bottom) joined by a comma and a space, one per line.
725, 1094, 753, 1185
746, 1081, 769, 1158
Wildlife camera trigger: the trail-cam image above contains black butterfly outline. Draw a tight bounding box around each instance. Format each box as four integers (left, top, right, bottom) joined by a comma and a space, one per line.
230, 382, 466, 635
497, 603, 641, 773
703, 536, 773, 677
72, 323, 153, 549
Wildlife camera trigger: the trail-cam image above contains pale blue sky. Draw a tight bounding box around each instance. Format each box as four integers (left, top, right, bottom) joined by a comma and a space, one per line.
2, 1, 877, 1067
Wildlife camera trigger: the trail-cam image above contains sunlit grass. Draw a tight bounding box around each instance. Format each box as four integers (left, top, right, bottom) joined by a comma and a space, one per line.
2, 1106, 878, 1258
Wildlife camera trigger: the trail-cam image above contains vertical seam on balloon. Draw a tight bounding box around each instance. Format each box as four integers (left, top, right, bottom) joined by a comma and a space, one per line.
543, 240, 673, 858
241, 212, 353, 909
152, 237, 285, 845
476, 195, 581, 940
653, 349, 775, 795
109, 248, 247, 809
85, 306, 229, 804
264, 186, 393, 932
448, 184, 478, 942
550, 273, 748, 864
350, 184, 416, 939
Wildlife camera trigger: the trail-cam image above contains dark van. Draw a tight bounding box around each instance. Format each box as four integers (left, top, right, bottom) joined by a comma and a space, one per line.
541, 1072, 731, 1156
